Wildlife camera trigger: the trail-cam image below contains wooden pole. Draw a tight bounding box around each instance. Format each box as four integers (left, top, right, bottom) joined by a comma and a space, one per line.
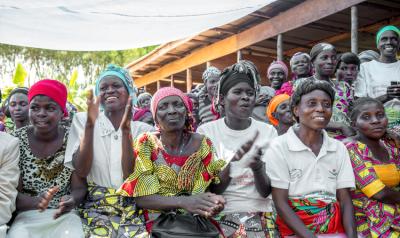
206, 62, 211, 68
277, 34, 283, 61
143, 85, 147, 92
351, 6, 358, 54
170, 75, 174, 87
186, 68, 193, 93
157, 80, 161, 90
237, 50, 242, 62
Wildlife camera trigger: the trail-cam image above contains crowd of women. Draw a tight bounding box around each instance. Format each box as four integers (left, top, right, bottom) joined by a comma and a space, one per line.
0, 25, 399, 238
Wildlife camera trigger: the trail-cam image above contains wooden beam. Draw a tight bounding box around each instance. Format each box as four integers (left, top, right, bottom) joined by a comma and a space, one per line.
284, 15, 400, 56
134, 0, 365, 87
351, 6, 358, 54
277, 34, 283, 61
170, 75, 174, 87
186, 69, 193, 93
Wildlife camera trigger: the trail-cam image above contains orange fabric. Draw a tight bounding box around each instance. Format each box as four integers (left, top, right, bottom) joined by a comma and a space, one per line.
373, 164, 400, 188
266, 94, 290, 126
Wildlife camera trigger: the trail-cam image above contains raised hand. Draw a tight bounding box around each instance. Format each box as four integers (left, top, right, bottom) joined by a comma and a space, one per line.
86, 89, 100, 126
37, 186, 59, 212
181, 192, 226, 218
231, 131, 260, 162
54, 195, 75, 219
120, 96, 133, 132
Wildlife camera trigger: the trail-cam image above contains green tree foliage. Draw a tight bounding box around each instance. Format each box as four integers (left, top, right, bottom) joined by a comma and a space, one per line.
0, 44, 157, 86
0, 44, 157, 110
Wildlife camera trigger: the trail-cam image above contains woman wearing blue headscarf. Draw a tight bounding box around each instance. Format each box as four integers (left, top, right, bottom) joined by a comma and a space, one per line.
65, 64, 154, 237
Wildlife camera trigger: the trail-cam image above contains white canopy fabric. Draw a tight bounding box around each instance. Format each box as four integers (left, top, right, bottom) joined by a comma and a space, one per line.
0, 0, 273, 51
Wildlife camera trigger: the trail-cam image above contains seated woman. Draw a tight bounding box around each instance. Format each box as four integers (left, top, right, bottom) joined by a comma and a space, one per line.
0, 132, 19, 237
136, 92, 152, 109
117, 87, 226, 236
7, 79, 86, 238
266, 94, 294, 135
309, 43, 354, 139
64, 64, 154, 238
345, 97, 400, 237
198, 60, 279, 238
266, 80, 357, 238
268, 61, 289, 91
276, 52, 312, 96
5, 87, 29, 132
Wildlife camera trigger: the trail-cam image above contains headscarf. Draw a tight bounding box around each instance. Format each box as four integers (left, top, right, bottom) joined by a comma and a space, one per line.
376, 25, 400, 46
28, 79, 68, 117
202, 66, 221, 82
266, 94, 290, 126
310, 43, 336, 62
267, 60, 289, 79
95, 64, 138, 106
137, 92, 152, 108
133, 108, 152, 121
358, 50, 379, 62
150, 87, 194, 132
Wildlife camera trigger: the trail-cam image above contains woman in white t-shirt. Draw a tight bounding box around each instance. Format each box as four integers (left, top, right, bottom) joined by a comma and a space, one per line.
266, 79, 356, 238
64, 64, 153, 238
197, 60, 278, 238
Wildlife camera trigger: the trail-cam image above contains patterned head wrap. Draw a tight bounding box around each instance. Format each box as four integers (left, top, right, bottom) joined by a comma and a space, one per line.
376, 25, 400, 46
358, 50, 379, 62
267, 60, 289, 79
28, 79, 68, 117
95, 64, 138, 106
202, 66, 221, 83
266, 94, 290, 126
137, 92, 152, 108
150, 87, 194, 132
310, 43, 336, 62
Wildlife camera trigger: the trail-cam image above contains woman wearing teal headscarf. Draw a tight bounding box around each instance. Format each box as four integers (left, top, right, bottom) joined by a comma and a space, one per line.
355, 25, 400, 101
65, 64, 153, 238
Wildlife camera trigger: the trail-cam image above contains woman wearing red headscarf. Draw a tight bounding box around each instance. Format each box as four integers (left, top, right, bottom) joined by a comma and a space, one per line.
7, 79, 86, 238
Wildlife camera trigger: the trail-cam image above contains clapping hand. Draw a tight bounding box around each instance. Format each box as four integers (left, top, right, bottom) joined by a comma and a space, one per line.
37, 186, 59, 212
119, 97, 133, 132
54, 195, 76, 219
86, 89, 100, 126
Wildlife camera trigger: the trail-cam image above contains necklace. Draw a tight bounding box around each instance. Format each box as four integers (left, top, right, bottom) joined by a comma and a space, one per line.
160, 132, 188, 156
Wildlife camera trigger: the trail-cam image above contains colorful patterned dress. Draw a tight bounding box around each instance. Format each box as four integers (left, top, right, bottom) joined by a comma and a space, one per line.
117, 132, 225, 232
346, 141, 400, 238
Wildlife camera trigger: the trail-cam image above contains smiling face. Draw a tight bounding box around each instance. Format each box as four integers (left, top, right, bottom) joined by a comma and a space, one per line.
9, 93, 29, 123
354, 102, 388, 140
294, 89, 332, 131
99, 76, 129, 112
29, 95, 63, 133
291, 55, 311, 77
335, 62, 359, 85
222, 82, 256, 120
274, 99, 294, 125
377, 30, 399, 59
155, 96, 187, 132
313, 50, 337, 77
269, 69, 286, 90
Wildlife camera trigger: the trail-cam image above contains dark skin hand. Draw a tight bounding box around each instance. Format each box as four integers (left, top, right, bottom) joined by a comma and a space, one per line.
17, 172, 87, 219
337, 188, 357, 238
210, 131, 272, 198
120, 97, 135, 179
136, 192, 225, 218
72, 90, 100, 178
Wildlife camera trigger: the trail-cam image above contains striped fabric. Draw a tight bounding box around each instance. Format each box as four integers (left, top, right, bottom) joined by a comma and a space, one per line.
346, 141, 400, 238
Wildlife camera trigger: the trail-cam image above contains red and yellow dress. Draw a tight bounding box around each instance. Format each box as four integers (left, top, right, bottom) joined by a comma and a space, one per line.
117, 132, 225, 232
346, 140, 400, 238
